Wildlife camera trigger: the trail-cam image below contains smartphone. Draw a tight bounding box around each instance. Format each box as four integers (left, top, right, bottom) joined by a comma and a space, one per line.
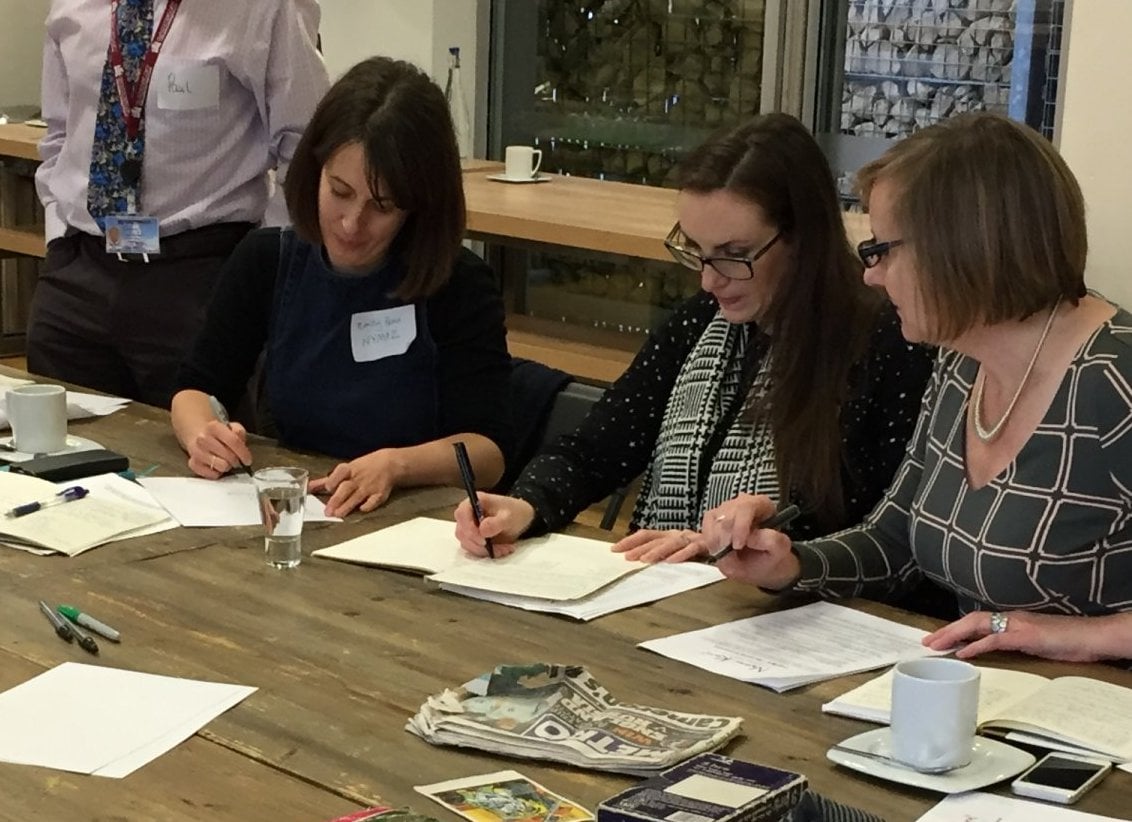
1010, 752, 1113, 804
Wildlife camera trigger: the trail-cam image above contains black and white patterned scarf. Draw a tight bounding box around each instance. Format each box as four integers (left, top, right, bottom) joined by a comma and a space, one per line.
632, 313, 781, 531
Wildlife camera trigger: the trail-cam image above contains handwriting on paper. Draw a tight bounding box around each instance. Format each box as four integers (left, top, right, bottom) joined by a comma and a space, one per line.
351, 305, 417, 362
156, 62, 220, 111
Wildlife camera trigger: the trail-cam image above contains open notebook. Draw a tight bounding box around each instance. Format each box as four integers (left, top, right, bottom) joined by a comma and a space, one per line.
0, 471, 171, 556
312, 516, 647, 602
823, 666, 1132, 762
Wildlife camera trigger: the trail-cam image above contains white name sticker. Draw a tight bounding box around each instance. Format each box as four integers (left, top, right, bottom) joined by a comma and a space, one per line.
157, 62, 220, 110
350, 305, 417, 363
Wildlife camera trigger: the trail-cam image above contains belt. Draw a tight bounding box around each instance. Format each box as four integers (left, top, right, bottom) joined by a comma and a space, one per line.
73, 222, 256, 264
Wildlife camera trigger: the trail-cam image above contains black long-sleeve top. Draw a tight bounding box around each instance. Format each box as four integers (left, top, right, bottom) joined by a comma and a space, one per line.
511, 292, 935, 538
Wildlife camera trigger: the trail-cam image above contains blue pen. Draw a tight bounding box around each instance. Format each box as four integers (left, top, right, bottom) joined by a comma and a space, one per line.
5, 486, 88, 518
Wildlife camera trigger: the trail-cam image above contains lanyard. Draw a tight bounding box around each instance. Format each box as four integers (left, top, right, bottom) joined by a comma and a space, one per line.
108, 0, 182, 141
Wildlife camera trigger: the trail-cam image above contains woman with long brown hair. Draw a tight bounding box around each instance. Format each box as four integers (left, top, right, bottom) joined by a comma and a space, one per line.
456, 113, 933, 558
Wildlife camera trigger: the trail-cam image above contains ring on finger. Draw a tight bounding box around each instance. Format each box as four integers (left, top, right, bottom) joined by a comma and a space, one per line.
989, 611, 1009, 634
209, 455, 218, 472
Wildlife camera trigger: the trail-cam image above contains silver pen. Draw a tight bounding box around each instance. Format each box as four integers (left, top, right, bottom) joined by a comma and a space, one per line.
207, 395, 254, 477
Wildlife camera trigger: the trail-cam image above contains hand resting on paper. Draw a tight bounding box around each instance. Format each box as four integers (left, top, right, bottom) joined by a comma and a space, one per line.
187, 418, 253, 480
611, 529, 712, 563
310, 450, 403, 517
700, 493, 801, 591
923, 609, 1132, 663
453, 492, 536, 558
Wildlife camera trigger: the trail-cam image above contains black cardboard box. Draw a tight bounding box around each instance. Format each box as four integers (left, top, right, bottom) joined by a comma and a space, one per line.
598, 753, 807, 822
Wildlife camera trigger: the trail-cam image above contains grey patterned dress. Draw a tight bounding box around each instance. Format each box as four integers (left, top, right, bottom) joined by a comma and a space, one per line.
795, 307, 1132, 616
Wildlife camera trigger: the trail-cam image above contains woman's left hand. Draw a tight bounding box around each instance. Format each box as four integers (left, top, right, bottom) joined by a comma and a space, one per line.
612, 529, 712, 563
924, 610, 1108, 663
310, 450, 404, 517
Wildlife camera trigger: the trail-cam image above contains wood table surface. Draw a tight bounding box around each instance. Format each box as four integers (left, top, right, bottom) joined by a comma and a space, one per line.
1, 384, 1130, 820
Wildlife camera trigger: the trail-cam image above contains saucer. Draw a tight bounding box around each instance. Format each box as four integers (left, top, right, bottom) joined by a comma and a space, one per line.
0, 434, 105, 463
827, 728, 1035, 794
485, 173, 550, 184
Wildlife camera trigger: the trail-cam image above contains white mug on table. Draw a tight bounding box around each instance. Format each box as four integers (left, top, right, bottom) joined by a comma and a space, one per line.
890, 657, 980, 772
6, 384, 68, 454
504, 145, 543, 180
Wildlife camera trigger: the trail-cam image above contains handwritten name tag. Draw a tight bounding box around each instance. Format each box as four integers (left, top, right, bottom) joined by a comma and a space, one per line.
351, 305, 417, 363
157, 62, 220, 111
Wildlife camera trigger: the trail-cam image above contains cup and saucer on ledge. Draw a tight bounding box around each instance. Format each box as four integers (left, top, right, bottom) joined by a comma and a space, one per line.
486, 145, 551, 184
826, 658, 1036, 793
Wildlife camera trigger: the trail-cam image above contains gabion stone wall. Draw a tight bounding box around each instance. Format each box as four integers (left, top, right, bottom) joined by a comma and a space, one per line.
840, 0, 1017, 139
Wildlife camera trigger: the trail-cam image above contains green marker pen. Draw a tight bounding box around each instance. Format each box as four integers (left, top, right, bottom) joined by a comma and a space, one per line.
58, 605, 121, 642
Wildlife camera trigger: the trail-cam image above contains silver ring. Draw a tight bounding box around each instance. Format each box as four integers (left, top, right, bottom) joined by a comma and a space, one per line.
989, 612, 1008, 634
209, 455, 218, 471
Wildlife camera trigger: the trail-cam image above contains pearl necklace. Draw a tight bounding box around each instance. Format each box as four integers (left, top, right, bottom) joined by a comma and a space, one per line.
972, 297, 1062, 443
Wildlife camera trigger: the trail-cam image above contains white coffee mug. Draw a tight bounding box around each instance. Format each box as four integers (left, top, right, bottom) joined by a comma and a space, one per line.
890, 657, 980, 772
504, 145, 543, 180
7, 384, 68, 454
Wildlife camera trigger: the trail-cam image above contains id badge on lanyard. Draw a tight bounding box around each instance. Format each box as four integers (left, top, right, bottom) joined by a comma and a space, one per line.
105, 0, 181, 256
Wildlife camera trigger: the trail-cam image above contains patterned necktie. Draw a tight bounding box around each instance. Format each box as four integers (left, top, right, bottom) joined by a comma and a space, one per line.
87, 0, 154, 229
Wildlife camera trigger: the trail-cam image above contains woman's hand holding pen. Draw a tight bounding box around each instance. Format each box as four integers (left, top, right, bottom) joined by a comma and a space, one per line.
188, 419, 253, 479
453, 493, 534, 558
700, 493, 802, 590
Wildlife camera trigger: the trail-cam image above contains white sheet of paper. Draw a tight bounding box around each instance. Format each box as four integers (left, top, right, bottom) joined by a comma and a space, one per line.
917, 792, 1125, 821
63, 472, 178, 541
350, 305, 416, 362
312, 516, 459, 573
156, 61, 221, 110
138, 476, 339, 527
0, 662, 255, 777
429, 531, 645, 601
314, 515, 647, 602
639, 601, 942, 692
438, 561, 724, 620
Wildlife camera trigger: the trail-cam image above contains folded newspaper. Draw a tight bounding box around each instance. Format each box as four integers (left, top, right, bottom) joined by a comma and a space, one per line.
406, 663, 742, 775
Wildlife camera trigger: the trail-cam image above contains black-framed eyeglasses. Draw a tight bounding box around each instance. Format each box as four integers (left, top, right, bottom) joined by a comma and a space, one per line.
857, 237, 904, 269
664, 223, 782, 281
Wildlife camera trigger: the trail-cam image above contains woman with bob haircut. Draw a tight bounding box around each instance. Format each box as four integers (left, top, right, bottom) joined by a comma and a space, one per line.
455, 113, 934, 560
171, 57, 510, 517
705, 112, 1132, 663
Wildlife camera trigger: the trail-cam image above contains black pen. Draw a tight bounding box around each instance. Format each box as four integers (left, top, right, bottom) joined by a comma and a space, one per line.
453, 441, 494, 559
67, 619, 100, 655
39, 599, 74, 644
706, 503, 801, 565
207, 394, 254, 478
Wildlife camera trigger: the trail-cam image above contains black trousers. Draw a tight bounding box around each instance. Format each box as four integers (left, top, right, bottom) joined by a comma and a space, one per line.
27, 223, 253, 408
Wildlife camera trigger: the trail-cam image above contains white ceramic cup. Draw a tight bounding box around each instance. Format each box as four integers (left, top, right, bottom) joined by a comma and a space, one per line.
890, 657, 980, 772
7, 384, 67, 454
504, 145, 543, 180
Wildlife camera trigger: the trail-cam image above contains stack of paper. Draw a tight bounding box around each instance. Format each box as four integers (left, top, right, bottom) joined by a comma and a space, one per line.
313, 517, 692, 612
0, 662, 255, 777
138, 475, 339, 527
0, 471, 174, 556
639, 601, 942, 691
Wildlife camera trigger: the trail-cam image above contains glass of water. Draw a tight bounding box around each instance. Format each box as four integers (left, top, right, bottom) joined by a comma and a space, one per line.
251, 466, 309, 569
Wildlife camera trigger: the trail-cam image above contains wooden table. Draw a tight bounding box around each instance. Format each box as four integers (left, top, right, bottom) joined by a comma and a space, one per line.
1, 385, 1130, 820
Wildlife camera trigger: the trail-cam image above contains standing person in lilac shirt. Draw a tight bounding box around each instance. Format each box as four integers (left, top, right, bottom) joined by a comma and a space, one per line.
32, 0, 329, 407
